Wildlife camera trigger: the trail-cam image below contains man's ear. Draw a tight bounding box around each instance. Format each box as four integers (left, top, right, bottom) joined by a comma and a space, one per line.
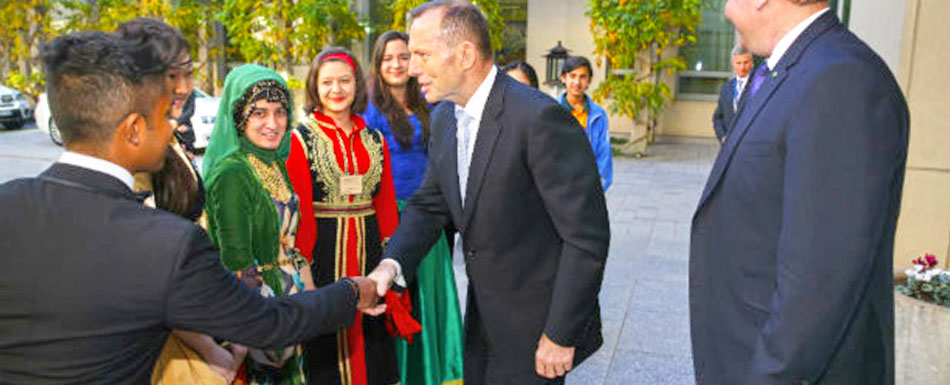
459, 41, 477, 70
754, 0, 768, 11
116, 113, 146, 147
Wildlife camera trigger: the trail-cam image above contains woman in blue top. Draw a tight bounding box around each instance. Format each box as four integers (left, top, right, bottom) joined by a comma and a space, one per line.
362, 30, 464, 385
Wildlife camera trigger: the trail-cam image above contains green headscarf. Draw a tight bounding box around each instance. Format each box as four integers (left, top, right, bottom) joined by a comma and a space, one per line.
202, 64, 293, 186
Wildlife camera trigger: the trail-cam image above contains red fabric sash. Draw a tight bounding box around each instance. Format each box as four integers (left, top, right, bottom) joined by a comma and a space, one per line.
384, 290, 422, 344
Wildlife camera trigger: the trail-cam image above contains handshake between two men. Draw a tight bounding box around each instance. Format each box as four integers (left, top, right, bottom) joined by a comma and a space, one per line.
347, 276, 388, 312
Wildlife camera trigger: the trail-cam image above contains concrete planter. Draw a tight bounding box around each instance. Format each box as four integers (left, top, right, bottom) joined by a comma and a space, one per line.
895, 292, 950, 384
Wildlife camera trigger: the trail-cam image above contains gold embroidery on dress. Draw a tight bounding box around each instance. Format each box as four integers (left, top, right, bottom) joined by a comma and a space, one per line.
246, 154, 292, 203
300, 117, 385, 204
360, 130, 385, 199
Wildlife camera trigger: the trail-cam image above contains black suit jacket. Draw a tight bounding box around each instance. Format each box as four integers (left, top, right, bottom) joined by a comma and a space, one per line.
384, 74, 610, 383
0, 163, 358, 384
690, 12, 908, 384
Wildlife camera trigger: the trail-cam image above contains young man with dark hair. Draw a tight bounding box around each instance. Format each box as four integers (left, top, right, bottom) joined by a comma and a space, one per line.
559, 55, 612, 191
0, 31, 380, 384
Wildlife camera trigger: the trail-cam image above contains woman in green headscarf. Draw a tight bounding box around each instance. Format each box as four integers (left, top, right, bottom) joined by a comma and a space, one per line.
203, 64, 315, 385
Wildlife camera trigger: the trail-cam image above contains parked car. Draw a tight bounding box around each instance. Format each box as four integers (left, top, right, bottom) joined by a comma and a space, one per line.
0, 85, 34, 130
190, 88, 220, 151
36, 88, 220, 148
33, 93, 61, 145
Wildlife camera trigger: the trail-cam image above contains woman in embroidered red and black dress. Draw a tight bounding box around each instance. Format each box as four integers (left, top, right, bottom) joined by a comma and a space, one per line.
286, 47, 409, 385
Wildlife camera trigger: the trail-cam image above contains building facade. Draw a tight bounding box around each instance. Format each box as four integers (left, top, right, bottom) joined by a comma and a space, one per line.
525, 0, 949, 270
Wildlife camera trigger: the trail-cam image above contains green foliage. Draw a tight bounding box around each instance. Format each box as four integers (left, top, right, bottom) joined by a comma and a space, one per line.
1, 1, 363, 95
388, 0, 505, 54
587, 0, 704, 134
0, 0, 52, 98
58, 0, 171, 32
219, 0, 363, 79
898, 273, 950, 307
5, 71, 45, 99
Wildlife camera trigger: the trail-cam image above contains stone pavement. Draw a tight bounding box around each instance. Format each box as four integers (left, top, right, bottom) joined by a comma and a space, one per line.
452, 135, 720, 385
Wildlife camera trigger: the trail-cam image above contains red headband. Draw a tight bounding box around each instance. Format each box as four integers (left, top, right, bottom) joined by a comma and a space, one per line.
322, 53, 356, 70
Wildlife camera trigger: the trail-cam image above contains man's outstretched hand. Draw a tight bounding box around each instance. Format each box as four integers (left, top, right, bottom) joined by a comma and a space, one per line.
362, 259, 400, 316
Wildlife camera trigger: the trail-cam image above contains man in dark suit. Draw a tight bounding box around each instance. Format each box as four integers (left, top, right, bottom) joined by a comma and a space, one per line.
362, 2, 610, 384
690, 0, 909, 384
711, 45, 754, 143
0, 31, 379, 384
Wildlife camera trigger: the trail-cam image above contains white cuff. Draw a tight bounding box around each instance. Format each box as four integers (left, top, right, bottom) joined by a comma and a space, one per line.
382, 258, 407, 288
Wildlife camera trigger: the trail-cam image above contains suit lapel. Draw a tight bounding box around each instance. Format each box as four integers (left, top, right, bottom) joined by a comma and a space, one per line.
696, 11, 840, 212
461, 75, 506, 228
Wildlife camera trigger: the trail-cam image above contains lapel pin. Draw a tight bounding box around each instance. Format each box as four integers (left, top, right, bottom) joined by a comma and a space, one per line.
772, 71, 778, 78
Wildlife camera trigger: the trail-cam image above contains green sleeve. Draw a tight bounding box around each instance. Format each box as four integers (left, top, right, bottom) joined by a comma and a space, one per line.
206, 158, 256, 272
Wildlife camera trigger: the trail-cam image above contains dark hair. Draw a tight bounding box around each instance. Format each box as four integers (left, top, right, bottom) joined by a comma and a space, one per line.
370, 30, 430, 150
115, 18, 201, 220
42, 31, 167, 145
114, 18, 191, 70
561, 55, 593, 78
410, 0, 493, 60
305, 47, 368, 115
501, 60, 539, 89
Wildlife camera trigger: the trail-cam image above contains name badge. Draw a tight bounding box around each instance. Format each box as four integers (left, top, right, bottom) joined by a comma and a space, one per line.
340, 175, 363, 196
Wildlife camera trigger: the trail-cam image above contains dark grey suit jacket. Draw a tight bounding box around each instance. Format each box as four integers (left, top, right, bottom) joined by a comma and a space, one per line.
712, 77, 738, 141
712, 75, 755, 142
690, 12, 909, 384
384, 74, 610, 384
0, 163, 358, 384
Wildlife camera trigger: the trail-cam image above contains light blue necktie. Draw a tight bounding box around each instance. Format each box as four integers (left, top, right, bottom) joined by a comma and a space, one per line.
454, 108, 472, 261
456, 109, 472, 206
733, 78, 744, 111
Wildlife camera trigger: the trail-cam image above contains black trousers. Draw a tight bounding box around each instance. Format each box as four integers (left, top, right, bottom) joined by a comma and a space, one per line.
463, 288, 565, 385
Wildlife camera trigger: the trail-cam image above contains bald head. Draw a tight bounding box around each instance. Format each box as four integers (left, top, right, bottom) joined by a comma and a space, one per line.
410, 0, 493, 61
725, 0, 830, 57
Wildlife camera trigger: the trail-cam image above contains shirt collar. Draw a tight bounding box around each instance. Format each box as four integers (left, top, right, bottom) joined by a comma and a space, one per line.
58, 151, 134, 190
559, 93, 590, 112
312, 110, 367, 134
457, 65, 497, 121
766, 7, 831, 70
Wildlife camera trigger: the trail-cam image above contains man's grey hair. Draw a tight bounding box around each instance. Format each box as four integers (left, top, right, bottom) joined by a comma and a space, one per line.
410, 0, 493, 60
732, 44, 749, 57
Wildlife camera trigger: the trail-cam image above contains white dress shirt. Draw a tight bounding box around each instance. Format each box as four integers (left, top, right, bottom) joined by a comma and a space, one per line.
58, 151, 135, 190
766, 7, 831, 70
733, 75, 749, 111
455, 65, 497, 173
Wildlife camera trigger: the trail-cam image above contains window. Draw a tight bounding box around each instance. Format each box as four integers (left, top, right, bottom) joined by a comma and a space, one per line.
677, 1, 734, 100
677, 1, 851, 101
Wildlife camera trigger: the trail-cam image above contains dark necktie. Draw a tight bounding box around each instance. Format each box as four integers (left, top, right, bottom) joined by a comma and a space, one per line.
747, 64, 770, 98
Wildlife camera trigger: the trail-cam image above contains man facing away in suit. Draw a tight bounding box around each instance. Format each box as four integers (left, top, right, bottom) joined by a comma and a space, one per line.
690, 0, 909, 384
711, 44, 754, 143
0, 31, 381, 384
361, 1, 610, 384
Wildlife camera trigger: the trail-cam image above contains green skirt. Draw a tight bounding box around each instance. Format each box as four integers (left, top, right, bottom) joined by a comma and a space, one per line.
394, 201, 464, 385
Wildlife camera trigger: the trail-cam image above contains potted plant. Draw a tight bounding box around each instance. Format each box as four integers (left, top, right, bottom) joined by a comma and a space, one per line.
894, 253, 950, 384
